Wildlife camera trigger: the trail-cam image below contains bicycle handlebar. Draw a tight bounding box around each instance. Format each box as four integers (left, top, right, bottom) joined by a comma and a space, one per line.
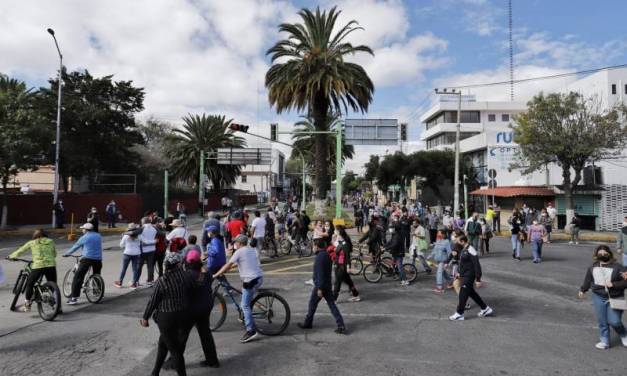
7, 257, 32, 263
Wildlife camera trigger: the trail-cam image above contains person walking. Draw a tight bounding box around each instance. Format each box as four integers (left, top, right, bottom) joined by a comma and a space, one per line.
411, 220, 433, 273
8, 230, 58, 312
264, 212, 278, 258
493, 204, 501, 233
250, 210, 266, 257
87, 207, 100, 233
114, 223, 141, 289
431, 230, 452, 294
139, 217, 158, 286
465, 212, 481, 252
449, 235, 494, 321
140, 252, 194, 376
509, 209, 523, 261
154, 221, 168, 277
332, 226, 360, 302
617, 216, 627, 266
479, 217, 492, 256
63, 223, 103, 305
578, 245, 627, 349
297, 237, 346, 334
213, 234, 264, 343
53, 200, 65, 229
569, 213, 582, 245
105, 200, 118, 228
540, 209, 552, 243
399, 210, 412, 253
527, 219, 547, 263
385, 224, 409, 286
202, 212, 222, 251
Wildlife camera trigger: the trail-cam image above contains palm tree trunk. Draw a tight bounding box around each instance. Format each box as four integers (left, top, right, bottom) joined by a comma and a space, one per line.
312, 96, 331, 199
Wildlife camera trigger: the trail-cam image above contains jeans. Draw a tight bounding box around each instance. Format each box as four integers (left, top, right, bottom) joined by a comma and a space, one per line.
531, 240, 543, 261
623, 253, 627, 267
435, 262, 451, 288
241, 276, 262, 332
570, 227, 580, 242
119, 254, 140, 283
155, 251, 166, 277
393, 256, 405, 281
71, 258, 102, 299
456, 278, 488, 315
591, 292, 627, 344
511, 234, 521, 257
304, 287, 345, 328
469, 235, 480, 251
138, 251, 156, 283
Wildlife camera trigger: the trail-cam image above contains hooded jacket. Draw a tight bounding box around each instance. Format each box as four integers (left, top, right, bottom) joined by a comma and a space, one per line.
10, 238, 57, 269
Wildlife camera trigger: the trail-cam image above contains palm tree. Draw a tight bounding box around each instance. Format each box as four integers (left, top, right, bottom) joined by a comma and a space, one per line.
265, 6, 374, 197
291, 113, 354, 172
165, 114, 246, 191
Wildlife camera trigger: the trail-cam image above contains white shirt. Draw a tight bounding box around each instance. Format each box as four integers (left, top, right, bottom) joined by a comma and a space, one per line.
251, 217, 266, 238
140, 224, 157, 253
547, 207, 557, 219
120, 234, 141, 256
229, 246, 263, 282
167, 227, 188, 241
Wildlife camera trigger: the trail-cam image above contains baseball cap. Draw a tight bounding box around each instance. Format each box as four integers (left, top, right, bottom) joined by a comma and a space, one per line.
234, 234, 248, 245
185, 250, 201, 264
207, 225, 219, 234
80, 223, 94, 230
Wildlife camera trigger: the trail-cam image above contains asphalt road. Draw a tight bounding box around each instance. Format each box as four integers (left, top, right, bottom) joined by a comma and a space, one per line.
0, 233, 625, 376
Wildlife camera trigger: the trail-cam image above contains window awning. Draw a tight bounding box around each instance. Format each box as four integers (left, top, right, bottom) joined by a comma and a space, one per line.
470, 186, 555, 197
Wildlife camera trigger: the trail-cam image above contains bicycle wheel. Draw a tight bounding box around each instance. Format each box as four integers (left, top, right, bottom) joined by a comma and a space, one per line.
279, 239, 292, 256
403, 263, 418, 283
10, 272, 27, 311
62, 268, 75, 298
363, 263, 383, 283
210, 293, 227, 331
349, 257, 363, 276
85, 274, 105, 303
381, 257, 396, 277
251, 291, 290, 336
300, 240, 313, 257
37, 281, 61, 321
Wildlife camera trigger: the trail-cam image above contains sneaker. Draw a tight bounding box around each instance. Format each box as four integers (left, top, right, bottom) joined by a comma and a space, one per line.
568, 241, 574, 245
146, 281, 154, 287
512, 253, 516, 259
19, 303, 32, 312
621, 336, 627, 347
516, 257, 521, 261
432, 288, 444, 294
595, 341, 609, 350
304, 279, 314, 286
130, 283, 138, 290
67, 297, 78, 305
532, 259, 539, 264
348, 296, 361, 302
478, 306, 494, 317
113, 281, 122, 288
465, 303, 472, 310
400, 280, 410, 286
240, 330, 259, 343
575, 241, 579, 245
334, 327, 347, 335
199, 360, 220, 368
449, 312, 464, 321
297, 322, 313, 329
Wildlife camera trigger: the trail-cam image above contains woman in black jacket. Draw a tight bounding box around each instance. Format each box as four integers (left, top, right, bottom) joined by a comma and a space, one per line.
449, 235, 493, 321
578, 245, 627, 349
332, 226, 360, 302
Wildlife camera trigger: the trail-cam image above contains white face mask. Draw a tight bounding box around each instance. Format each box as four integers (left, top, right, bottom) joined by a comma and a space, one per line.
623, 222, 627, 227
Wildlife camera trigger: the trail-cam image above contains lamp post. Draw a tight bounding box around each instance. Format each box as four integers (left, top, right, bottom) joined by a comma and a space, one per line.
434, 88, 462, 217
47, 28, 63, 228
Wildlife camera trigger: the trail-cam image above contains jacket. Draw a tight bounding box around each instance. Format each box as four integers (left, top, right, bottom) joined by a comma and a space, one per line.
313, 249, 333, 291
65, 231, 103, 260
458, 245, 482, 281
580, 261, 627, 299
186, 269, 214, 315
359, 224, 383, 252
617, 227, 627, 254
431, 239, 452, 263
384, 231, 404, 257
10, 238, 57, 269
206, 236, 226, 273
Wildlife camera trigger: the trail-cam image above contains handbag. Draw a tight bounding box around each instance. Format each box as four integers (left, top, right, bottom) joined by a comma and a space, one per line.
609, 296, 627, 310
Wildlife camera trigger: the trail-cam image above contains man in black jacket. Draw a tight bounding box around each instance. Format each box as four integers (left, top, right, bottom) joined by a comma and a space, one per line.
384, 224, 409, 286
358, 215, 383, 256
449, 235, 493, 321
297, 237, 346, 334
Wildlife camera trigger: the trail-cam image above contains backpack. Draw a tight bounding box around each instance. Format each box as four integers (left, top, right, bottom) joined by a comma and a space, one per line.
170, 237, 187, 252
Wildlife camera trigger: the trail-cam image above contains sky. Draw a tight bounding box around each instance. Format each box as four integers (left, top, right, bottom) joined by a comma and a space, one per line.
1, 0, 626, 173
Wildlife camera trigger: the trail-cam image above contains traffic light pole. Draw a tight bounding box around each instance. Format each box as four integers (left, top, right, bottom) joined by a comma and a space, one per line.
198, 150, 205, 215
164, 169, 169, 218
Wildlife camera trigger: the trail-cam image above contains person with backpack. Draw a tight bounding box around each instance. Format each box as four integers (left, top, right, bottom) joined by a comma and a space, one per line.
114, 223, 141, 289
332, 226, 360, 302
167, 219, 188, 253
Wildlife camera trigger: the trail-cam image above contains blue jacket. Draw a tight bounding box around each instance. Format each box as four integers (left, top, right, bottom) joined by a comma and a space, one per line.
64, 231, 103, 260
431, 239, 452, 263
313, 249, 332, 291
206, 236, 226, 274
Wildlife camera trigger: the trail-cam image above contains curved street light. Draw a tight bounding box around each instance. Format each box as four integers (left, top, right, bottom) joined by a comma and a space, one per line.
47, 28, 63, 228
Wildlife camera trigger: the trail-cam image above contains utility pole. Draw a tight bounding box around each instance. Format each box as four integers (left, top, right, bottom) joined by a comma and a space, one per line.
164, 170, 169, 218
335, 124, 342, 221
198, 150, 205, 215
434, 88, 462, 217
47, 28, 63, 228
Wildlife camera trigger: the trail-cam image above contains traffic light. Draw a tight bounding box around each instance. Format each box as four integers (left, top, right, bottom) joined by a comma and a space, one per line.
230, 123, 249, 132
400, 123, 407, 141
270, 123, 278, 141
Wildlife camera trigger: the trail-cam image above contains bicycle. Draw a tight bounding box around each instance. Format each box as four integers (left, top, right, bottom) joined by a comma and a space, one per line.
349, 243, 368, 276
278, 231, 312, 257
62, 256, 105, 303
8, 258, 61, 321
210, 276, 290, 336
362, 251, 418, 284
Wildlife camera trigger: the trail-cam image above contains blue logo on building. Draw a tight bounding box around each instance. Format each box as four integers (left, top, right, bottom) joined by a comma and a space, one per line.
496, 132, 513, 144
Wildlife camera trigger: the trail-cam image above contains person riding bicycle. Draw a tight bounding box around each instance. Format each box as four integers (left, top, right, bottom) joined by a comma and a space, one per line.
8, 229, 57, 312
264, 212, 278, 258
358, 215, 383, 256
63, 223, 103, 305
212, 234, 264, 344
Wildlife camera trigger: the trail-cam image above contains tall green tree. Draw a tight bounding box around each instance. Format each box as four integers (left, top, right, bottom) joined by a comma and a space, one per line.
165, 114, 246, 191
513, 92, 627, 215
363, 155, 379, 182
0, 74, 50, 228
133, 117, 172, 189
266, 6, 374, 197
37, 69, 145, 189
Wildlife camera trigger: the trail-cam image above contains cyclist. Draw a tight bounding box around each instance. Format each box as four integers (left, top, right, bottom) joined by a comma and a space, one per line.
212, 234, 264, 344
8, 229, 58, 312
63, 223, 103, 305
205, 226, 226, 274
264, 212, 278, 258
358, 215, 383, 256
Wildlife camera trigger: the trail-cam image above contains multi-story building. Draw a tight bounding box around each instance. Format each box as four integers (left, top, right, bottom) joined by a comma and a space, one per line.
419, 67, 627, 231
233, 149, 286, 201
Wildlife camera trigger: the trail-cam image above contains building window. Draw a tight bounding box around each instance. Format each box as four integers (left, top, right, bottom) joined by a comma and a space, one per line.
241, 175, 247, 183
488, 114, 496, 122
502, 114, 510, 122
611, 84, 616, 95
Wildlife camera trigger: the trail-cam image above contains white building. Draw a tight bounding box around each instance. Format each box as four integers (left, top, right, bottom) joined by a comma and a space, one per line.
420, 67, 627, 231
233, 149, 286, 200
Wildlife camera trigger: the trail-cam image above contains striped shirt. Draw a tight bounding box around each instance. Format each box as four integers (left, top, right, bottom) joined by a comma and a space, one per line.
143, 267, 193, 320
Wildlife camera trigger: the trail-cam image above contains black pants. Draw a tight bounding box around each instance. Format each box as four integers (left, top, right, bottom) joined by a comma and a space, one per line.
333, 265, 358, 301
55, 214, 64, 228
155, 252, 165, 277
107, 213, 116, 228
493, 216, 500, 232
25, 267, 57, 301
153, 311, 187, 376
138, 252, 156, 283
71, 259, 102, 298
304, 287, 345, 328
180, 312, 218, 365
429, 229, 437, 244
456, 278, 487, 315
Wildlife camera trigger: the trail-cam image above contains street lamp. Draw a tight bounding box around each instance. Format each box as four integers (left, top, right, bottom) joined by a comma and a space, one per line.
434, 88, 462, 217
47, 28, 63, 228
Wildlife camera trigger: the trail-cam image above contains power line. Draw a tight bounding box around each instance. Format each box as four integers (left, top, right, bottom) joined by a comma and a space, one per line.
446, 63, 627, 90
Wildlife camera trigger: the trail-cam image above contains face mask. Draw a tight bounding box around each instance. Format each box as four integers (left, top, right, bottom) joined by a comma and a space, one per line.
623, 222, 627, 227
598, 254, 610, 262
389, 228, 394, 234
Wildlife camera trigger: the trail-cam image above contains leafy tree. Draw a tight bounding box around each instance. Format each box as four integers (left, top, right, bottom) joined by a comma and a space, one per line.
133, 117, 172, 189
0, 74, 50, 228
364, 155, 379, 182
266, 6, 374, 197
37, 69, 145, 189
513, 92, 627, 214
342, 170, 364, 193
165, 114, 246, 191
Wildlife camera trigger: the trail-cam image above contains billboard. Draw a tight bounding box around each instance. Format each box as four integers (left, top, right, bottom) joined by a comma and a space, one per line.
217, 148, 272, 165
344, 118, 398, 145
